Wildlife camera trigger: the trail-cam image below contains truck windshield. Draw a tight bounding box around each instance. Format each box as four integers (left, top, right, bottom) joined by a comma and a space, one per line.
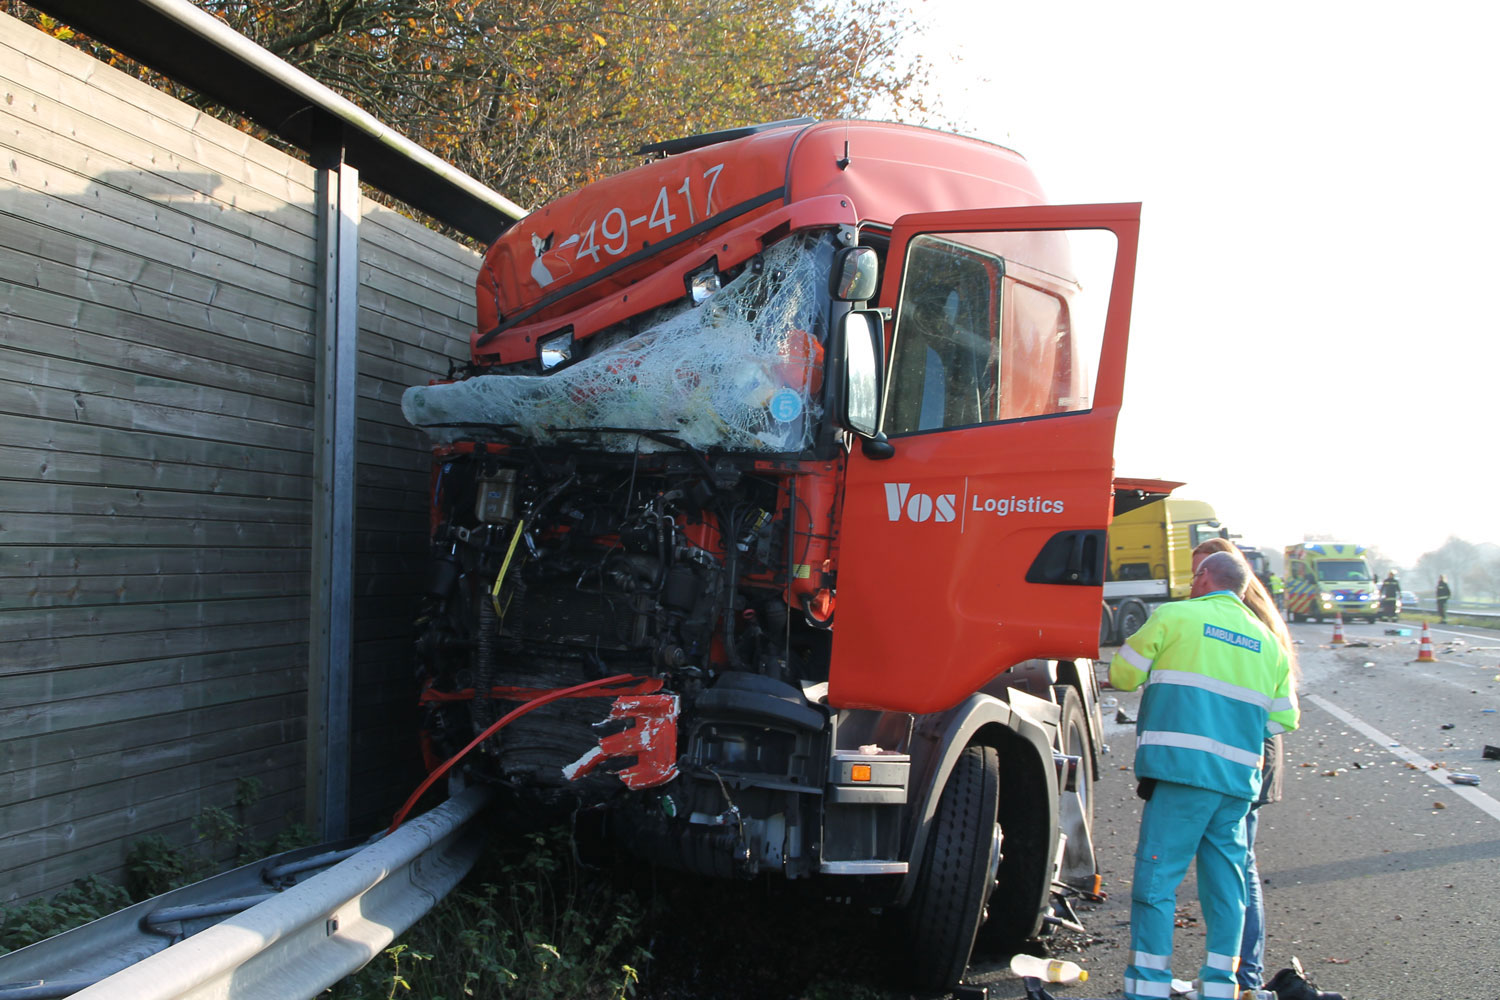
883, 228, 1114, 436
1316, 560, 1371, 582
402, 231, 835, 453
1189, 523, 1225, 548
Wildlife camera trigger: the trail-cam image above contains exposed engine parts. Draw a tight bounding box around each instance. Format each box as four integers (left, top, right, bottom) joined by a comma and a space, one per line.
415, 443, 838, 878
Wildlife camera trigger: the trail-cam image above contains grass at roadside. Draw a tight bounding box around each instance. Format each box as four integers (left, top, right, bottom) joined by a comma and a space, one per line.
3, 795, 903, 999
0, 778, 313, 955
331, 823, 905, 1000
328, 826, 647, 1000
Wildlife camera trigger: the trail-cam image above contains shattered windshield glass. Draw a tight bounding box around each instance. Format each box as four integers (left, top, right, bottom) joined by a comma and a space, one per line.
403, 232, 833, 453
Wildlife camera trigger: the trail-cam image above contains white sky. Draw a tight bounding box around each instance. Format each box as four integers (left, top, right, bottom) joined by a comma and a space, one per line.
890, 0, 1500, 566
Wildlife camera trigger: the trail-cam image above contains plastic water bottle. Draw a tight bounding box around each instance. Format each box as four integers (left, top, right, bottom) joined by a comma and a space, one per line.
1009, 953, 1088, 983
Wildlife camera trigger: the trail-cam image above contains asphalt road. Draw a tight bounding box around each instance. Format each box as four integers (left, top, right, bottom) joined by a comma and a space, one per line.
965, 617, 1500, 1000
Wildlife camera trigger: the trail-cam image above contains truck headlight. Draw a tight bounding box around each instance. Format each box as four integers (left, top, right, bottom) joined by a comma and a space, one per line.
1320, 592, 1334, 602
539, 328, 574, 370
685, 261, 722, 304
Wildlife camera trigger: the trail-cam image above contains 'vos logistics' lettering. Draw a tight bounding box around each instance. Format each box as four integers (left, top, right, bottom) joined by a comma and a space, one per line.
972, 495, 1065, 516
884, 483, 957, 523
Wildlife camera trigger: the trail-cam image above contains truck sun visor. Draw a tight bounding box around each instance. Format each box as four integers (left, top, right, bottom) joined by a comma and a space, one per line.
401, 233, 830, 453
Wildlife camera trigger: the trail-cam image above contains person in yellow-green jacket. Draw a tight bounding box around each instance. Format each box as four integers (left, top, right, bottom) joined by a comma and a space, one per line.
1110, 551, 1298, 1000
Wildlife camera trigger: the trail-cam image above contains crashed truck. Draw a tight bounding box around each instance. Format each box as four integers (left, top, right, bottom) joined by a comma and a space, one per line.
401, 118, 1141, 989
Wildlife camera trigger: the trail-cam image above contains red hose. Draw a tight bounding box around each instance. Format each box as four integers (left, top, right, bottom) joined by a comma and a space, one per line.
388, 673, 638, 834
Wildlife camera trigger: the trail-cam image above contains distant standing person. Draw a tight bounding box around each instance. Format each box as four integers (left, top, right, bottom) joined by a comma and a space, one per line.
1436, 574, 1452, 623
1379, 571, 1401, 620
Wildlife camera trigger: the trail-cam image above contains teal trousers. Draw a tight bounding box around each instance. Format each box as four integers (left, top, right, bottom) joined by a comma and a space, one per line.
1124, 780, 1250, 1000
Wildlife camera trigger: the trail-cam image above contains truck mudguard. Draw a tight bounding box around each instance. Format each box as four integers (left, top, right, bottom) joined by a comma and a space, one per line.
991, 657, 1103, 781
896, 691, 1059, 929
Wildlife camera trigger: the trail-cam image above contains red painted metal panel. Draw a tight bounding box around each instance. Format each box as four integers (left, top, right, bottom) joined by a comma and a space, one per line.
828, 203, 1141, 713
472, 120, 1049, 363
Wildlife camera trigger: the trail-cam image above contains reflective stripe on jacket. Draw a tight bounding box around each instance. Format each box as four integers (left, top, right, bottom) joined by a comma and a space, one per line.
1109, 591, 1298, 800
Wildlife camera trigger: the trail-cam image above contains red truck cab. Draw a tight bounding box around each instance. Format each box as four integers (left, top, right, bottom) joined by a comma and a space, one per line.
404, 118, 1140, 989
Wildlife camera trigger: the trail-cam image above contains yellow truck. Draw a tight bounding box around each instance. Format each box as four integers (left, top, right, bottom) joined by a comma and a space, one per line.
1101, 495, 1228, 643
1283, 542, 1378, 623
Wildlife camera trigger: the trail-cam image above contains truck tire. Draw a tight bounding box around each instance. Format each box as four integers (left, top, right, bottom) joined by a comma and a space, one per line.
904, 744, 1000, 992
1117, 599, 1148, 640
1099, 602, 1116, 647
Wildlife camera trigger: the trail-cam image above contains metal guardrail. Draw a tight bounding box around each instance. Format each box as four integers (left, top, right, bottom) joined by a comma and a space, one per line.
0, 786, 492, 1000
1404, 605, 1500, 621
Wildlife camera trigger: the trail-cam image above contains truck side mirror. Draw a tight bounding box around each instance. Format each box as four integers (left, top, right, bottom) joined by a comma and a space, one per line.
841, 309, 884, 438
831, 246, 878, 302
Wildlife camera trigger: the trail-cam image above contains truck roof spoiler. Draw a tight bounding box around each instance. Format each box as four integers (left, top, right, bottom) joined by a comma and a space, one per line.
1112, 477, 1185, 516
637, 117, 816, 158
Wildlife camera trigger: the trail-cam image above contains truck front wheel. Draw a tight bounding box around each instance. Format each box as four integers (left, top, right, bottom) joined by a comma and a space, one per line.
904, 744, 1001, 992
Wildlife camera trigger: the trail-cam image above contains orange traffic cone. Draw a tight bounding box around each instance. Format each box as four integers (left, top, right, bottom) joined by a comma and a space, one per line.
1415, 621, 1437, 662
1330, 612, 1346, 644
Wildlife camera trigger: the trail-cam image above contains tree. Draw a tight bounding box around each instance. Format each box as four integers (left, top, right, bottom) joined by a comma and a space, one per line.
1461, 544, 1500, 603
13, 1, 939, 216
1359, 545, 1397, 579
1414, 536, 1479, 599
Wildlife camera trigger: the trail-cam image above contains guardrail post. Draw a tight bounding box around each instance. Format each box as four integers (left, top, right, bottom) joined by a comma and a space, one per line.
307, 126, 360, 840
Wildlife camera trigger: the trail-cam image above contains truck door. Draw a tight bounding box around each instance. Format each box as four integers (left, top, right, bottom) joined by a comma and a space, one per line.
829, 204, 1140, 713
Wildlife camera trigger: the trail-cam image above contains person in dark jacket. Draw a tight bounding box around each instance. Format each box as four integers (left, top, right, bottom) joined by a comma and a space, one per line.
1436, 575, 1452, 623
1379, 571, 1401, 619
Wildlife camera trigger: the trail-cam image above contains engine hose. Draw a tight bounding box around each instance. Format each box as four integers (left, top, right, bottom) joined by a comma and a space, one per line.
388, 672, 637, 835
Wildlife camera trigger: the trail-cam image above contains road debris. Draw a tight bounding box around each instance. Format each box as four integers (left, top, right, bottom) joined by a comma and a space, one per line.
1483, 745, 1500, 761
1440, 723, 1455, 729
1433, 801, 1446, 809
1448, 773, 1481, 786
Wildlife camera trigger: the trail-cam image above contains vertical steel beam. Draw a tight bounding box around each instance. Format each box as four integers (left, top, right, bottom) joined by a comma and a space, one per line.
307, 135, 360, 839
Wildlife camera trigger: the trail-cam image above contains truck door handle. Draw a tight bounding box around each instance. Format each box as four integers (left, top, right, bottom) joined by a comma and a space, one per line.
1025, 530, 1105, 586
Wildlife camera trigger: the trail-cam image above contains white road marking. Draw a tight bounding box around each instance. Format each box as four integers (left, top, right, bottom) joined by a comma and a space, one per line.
1306, 693, 1500, 825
